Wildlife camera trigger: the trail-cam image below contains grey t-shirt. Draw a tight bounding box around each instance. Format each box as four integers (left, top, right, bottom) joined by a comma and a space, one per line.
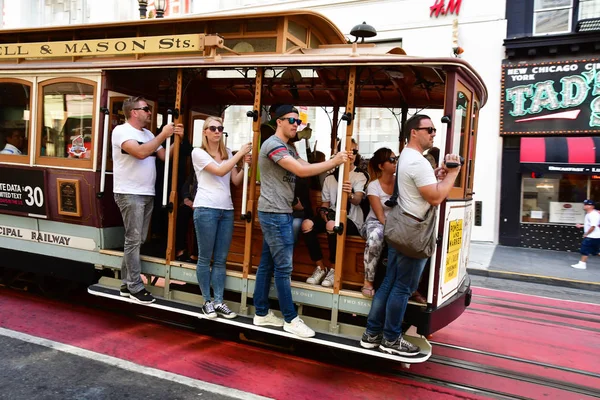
258, 135, 298, 213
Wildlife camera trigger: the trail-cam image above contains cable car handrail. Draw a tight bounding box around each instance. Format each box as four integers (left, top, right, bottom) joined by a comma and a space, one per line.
162, 110, 173, 208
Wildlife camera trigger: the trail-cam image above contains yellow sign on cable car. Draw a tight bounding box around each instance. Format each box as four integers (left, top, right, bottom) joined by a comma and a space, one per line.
0, 34, 206, 59
444, 219, 463, 283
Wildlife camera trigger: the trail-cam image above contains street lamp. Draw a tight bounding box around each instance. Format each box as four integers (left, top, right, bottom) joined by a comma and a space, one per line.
138, 0, 148, 19
155, 0, 166, 18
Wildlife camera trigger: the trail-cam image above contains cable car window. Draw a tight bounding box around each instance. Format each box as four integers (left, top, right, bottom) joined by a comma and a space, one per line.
288, 20, 308, 43
0, 80, 32, 162
35, 78, 97, 169
41, 81, 94, 160
453, 89, 471, 189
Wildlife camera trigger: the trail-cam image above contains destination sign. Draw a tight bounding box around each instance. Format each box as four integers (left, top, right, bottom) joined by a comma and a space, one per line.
501, 59, 600, 135
0, 34, 205, 59
0, 167, 47, 217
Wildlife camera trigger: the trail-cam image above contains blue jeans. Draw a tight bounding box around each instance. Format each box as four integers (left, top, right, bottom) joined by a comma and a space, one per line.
365, 246, 428, 341
114, 193, 154, 294
193, 207, 234, 304
254, 211, 297, 322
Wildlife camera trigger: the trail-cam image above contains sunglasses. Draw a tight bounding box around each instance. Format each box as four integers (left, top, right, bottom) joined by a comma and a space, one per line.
133, 106, 151, 113
279, 117, 303, 125
415, 126, 436, 134
207, 126, 225, 132
387, 156, 398, 163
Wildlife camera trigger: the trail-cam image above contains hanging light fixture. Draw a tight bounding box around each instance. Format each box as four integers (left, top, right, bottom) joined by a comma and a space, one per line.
155, 0, 166, 18
138, 0, 148, 19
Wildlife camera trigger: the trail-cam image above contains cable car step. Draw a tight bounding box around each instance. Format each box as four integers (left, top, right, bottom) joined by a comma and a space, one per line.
88, 283, 432, 364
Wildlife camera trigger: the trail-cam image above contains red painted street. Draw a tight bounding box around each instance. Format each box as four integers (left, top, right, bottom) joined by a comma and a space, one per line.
1, 285, 598, 399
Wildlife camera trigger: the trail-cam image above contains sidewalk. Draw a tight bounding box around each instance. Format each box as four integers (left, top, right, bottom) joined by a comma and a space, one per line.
467, 242, 600, 292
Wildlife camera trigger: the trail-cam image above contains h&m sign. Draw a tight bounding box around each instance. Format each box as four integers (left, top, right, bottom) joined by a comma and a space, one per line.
501, 59, 600, 135
430, 0, 462, 17
0, 34, 205, 59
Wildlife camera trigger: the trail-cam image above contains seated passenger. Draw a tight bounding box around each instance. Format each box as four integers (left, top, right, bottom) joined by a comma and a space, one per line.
306, 140, 368, 287
175, 172, 198, 262
192, 116, 252, 320
360, 147, 396, 298
424, 146, 440, 169
0, 129, 25, 155
292, 174, 329, 277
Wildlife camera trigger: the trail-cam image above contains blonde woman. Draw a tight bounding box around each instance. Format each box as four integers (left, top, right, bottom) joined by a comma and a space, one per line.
192, 117, 251, 319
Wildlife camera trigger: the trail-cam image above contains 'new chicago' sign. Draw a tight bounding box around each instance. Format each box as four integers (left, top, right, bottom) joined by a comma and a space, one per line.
0, 34, 205, 59
501, 59, 600, 135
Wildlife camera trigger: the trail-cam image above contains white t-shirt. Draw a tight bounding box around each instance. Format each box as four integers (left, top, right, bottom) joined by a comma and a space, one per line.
322, 168, 368, 230
112, 122, 162, 196
0, 143, 22, 155
397, 147, 438, 220
365, 179, 393, 223
584, 210, 600, 239
191, 147, 235, 210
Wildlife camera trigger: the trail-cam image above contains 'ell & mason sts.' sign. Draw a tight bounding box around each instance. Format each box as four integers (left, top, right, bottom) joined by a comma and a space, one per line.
501, 59, 600, 135
0, 34, 206, 59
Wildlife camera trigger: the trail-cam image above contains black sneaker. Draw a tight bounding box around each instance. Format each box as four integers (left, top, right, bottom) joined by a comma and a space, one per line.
379, 337, 420, 356
360, 332, 383, 349
214, 303, 237, 319
120, 284, 130, 298
202, 301, 217, 319
130, 289, 155, 304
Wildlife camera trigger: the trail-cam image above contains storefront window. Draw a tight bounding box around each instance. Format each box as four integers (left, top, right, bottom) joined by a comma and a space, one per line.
533, 0, 573, 35
522, 174, 588, 224
0, 80, 31, 161
579, 0, 600, 19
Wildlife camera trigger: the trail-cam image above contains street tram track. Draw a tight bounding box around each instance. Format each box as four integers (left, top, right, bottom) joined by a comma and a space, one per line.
473, 293, 600, 318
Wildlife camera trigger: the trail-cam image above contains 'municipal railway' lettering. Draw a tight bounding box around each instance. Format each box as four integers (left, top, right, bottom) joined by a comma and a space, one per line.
0, 226, 24, 238
31, 231, 71, 246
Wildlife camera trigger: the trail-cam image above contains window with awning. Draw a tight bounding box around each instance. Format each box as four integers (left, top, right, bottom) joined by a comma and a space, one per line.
520, 137, 600, 175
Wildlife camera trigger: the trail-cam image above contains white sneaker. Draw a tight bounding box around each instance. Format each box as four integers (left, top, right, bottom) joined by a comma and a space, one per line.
306, 267, 326, 285
571, 262, 587, 270
321, 269, 335, 287
284, 316, 315, 338
253, 310, 284, 327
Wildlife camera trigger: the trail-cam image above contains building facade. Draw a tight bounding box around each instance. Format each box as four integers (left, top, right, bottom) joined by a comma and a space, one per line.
501, 0, 600, 251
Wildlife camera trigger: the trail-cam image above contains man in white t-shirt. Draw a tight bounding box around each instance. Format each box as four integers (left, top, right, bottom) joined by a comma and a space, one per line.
360, 114, 461, 357
571, 199, 600, 270
112, 96, 184, 304
0, 129, 24, 155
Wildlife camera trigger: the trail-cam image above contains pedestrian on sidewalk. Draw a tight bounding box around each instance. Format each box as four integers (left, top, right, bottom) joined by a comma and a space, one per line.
571, 199, 600, 270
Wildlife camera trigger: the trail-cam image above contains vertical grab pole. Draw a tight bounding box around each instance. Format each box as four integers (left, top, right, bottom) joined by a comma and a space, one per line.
97, 107, 110, 198
241, 161, 249, 216
243, 68, 262, 275
333, 134, 346, 230
332, 66, 357, 296
162, 110, 174, 207
164, 69, 183, 301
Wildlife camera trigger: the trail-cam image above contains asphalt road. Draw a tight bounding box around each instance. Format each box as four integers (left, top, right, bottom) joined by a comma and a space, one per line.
0, 333, 265, 400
